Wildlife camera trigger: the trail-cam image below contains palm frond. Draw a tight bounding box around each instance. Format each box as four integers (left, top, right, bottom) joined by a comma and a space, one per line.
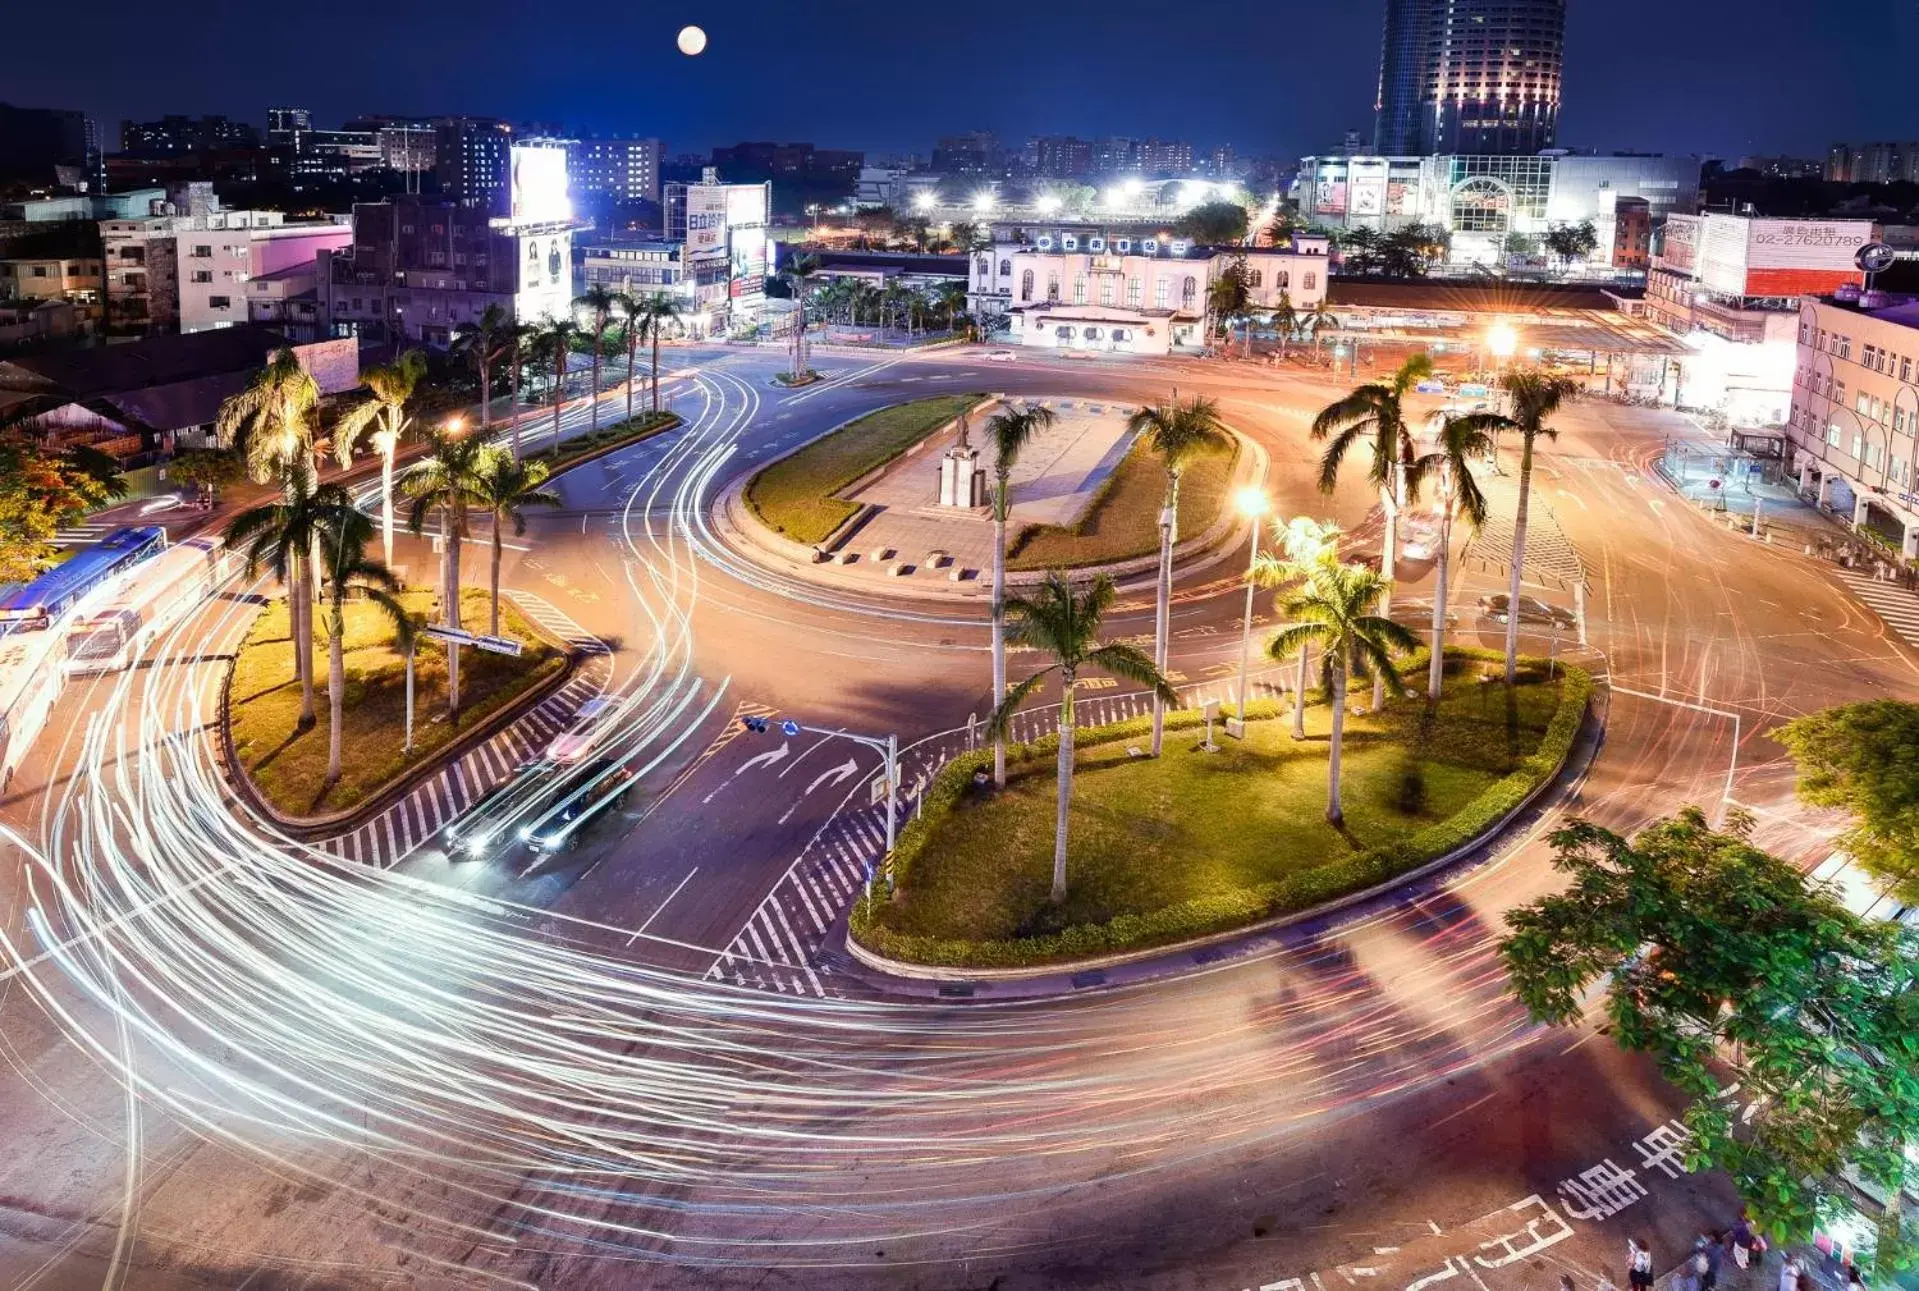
1085, 643, 1179, 706
985, 668, 1054, 743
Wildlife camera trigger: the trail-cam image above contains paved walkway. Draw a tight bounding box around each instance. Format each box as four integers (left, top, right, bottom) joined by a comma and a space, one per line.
1833, 568, 1919, 651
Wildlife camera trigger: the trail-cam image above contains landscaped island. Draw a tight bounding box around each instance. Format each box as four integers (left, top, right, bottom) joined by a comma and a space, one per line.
228, 587, 565, 817
852, 649, 1590, 969
1007, 434, 1235, 571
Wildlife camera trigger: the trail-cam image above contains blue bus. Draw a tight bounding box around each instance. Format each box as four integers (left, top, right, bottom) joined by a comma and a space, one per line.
0, 526, 168, 634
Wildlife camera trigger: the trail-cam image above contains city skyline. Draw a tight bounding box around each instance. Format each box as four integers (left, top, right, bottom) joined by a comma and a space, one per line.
8, 0, 1917, 162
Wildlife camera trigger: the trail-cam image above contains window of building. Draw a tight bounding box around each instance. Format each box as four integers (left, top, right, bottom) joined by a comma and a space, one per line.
1181, 276, 1197, 310
1904, 357, 1913, 383
999, 259, 1011, 277
1100, 277, 1115, 306
1155, 278, 1170, 308
1127, 278, 1141, 307
1248, 270, 1263, 288
1837, 335, 1852, 360
191, 244, 212, 258
1827, 422, 1842, 447
1074, 274, 1088, 304
1055, 326, 1074, 339
1113, 328, 1129, 342
1046, 275, 1060, 303
1084, 327, 1102, 341
1277, 270, 1289, 290
1021, 269, 1034, 302
191, 270, 212, 284
1304, 271, 1317, 291
208, 295, 231, 309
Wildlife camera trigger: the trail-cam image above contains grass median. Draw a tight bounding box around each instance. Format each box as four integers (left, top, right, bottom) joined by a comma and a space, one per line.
1007, 435, 1235, 571
853, 650, 1590, 968
228, 587, 566, 818
526, 410, 680, 473
745, 394, 985, 545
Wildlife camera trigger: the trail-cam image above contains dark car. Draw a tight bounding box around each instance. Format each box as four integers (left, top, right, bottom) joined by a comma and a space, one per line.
1477, 593, 1576, 630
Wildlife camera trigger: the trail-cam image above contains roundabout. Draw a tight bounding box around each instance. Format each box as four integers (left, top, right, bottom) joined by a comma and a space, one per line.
0, 341, 1913, 1289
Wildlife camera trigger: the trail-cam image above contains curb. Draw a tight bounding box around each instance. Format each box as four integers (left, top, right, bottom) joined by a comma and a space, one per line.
217, 599, 581, 843
529, 413, 683, 478
838, 673, 1603, 993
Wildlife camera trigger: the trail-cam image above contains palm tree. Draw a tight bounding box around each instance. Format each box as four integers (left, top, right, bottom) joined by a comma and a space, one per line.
573, 285, 620, 433
985, 402, 1059, 788
1271, 291, 1299, 357
626, 292, 682, 415
333, 348, 426, 571
610, 292, 641, 427
1301, 298, 1337, 351
1485, 369, 1579, 683
503, 318, 536, 459
316, 503, 412, 786
217, 347, 324, 722
451, 304, 510, 435
403, 428, 489, 719
1127, 395, 1228, 757
934, 281, 969, 336
780, 253, 820, 379
1253, 517, 1342, 739
223, 469, 346, 731
536, 316, 580, 452
1411, 413, 1495, 700
472, 448, 561, 636
987, 572, 1177, 903
1267, 561, 1421, 825
1311, 352, 1433, 709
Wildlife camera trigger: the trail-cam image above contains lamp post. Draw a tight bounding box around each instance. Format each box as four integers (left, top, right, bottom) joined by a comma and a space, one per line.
1486, 320, 1519, 410
1233, 485, 1270, 725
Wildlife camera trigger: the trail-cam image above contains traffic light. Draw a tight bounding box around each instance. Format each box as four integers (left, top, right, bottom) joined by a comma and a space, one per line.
741, 715, 770, 733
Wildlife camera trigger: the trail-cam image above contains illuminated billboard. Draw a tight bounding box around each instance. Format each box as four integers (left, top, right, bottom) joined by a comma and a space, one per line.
509, 145, 571, 226
725, 183, 768, 228
685, 185, 729, 255
1348, 159, 1388, 218
1697, 216, 1869, 297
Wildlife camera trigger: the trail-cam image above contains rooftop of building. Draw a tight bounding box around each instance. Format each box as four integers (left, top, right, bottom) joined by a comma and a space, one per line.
1326, 277, 1631, 312
0, 324, 287, 398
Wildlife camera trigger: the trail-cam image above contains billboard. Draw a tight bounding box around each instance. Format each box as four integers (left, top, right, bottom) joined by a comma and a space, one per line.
1659, 213, 1700, 274
685, 185, 729, 255
1349, 160, 1388, 218
1314, 179, 1347, 216
1698, 216, 1869, 297
509, 145, 571, 226
725, 182, 768, 229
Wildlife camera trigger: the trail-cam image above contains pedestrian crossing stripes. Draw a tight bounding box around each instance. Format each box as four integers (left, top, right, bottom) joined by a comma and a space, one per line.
705, 672, 1295, 998
1834, 569, 1919, 650
54, 521, 116, 547
307, 594, 611, 869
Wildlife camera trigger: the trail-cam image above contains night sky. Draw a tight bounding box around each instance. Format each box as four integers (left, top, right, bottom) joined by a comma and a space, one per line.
11, 0, 1918, 160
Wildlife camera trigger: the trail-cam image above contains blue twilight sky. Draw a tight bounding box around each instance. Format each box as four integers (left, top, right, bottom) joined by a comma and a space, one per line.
9, 0, 1919, 161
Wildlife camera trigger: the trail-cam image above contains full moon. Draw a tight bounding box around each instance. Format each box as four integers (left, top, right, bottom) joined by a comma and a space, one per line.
677, 25, 707, 55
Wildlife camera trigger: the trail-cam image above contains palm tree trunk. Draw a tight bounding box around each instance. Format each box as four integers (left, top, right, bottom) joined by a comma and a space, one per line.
553, 346, 566, 448
1505, 434, 1535, 685
290, 558, 315, 729
489, 519, 503, 637
443, 506, 461, 719
1151, 472, 1179, 757
1429, 494, 1455, 702
380, 444, 395, 572
326, 599, 345, 784
479, 346, 492, 435
1327, 659, 1348, 825
991, 505, 1009, 788
626, 329, 636, 426
1293, 643, 1309, 738
1374, 468, 1399, 711
589, 327, 602, 433
650, 328, 661, 414
1052, 670, 1077, 903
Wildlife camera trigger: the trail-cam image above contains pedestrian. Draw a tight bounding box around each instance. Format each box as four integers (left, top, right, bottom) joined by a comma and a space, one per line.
1696, 1234, 1723, 1291
1562, 1276, 1578, 1291
1695, 1252, 1716, 1291
1630, 1238, 1656, 1291
1779, 1253, 1802, 1291
1676, 1261, 1703, 1291
1598, 1270, 1620, 1291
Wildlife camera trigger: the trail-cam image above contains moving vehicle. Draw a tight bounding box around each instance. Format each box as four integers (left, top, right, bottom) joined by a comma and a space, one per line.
522, 757, 637, 855
63, 538, 226, 674
0, 527, 167, 635
1477, 593, 1576, 629
985, 349, 1018, 362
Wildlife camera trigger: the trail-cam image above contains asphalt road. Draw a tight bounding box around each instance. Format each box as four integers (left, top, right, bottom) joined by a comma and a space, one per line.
0, 341, 1913, 1290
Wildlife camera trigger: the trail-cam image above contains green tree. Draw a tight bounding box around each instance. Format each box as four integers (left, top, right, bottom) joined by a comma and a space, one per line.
573, 285, 620, 433
933, 281, 969, 337
1174, 200, 1250, 246
166, 447, 242, 509
1501, 231, 1542, 262
332, 348, 426, 570
1253, 517, 1342, 739
1543, 220, 1600, 267
403, 428, 490, 719
987, 571, 1178, 903
1127, 395, 1229, 756
1310, 353, 1435, 708
985, 403, 1060, 788
315, 502, 412, 786
1500, 807, 1919, 1266
1475, 369, 1579, 683
222, 469, 344, 730
780, 253, 820, 380
535, 316, 580, 452
1271, 290, 1299, 356
1267, 560, 1420, 824
1338, 226, 1383, 275
471, 449, 561, 637
502, 318, 536, 459
451, 303, 510, 436
1777, 701, 1919, 903
1413, 412, 1495, 700
1206, 260, 1249, 348
0, 435, 130, 583
629, 292, 683, 414
1380, 223, 1447, 278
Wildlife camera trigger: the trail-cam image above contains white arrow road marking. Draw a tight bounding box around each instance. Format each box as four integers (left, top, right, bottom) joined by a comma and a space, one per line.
779, 757, 862, 824
737, 741, 790, 774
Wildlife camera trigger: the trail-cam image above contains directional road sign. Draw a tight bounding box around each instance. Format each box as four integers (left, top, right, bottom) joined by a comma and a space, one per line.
780, 719, 801, 737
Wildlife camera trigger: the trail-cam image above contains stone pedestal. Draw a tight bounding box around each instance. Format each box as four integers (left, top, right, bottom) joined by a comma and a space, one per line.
939, 445, 984, 508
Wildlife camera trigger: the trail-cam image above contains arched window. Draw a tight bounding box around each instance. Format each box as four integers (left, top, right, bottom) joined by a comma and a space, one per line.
1021, 269, 1034, 302
1181, 276, 1197, 310
976, 255, 990, 279
1249, 269, 1263, 288
1304, 271, 1317, 291
1074, 273, 1088, 304
1277, 270, 1289, 290
1100, 277, 1115, 306
999, 258, 1012, 277
1046, 275, 1060, 303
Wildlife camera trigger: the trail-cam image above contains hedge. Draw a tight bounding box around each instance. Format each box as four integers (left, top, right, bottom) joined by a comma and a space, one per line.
849, 648, 1593, 970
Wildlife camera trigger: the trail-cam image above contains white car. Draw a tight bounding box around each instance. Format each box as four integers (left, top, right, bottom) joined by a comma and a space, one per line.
985, 349, 1018, 362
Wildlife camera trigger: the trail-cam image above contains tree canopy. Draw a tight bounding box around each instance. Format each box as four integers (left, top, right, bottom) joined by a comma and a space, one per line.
1174, 200, 1250, 246
0, 433, 129, 583
1777, 701, 1919, 905
1501, 807, 1919, 1265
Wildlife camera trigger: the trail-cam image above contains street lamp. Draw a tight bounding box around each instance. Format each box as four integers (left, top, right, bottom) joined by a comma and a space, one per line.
1233, 485, 1271, 724
443, 413, 466, 437
1486, 320, 1518, 362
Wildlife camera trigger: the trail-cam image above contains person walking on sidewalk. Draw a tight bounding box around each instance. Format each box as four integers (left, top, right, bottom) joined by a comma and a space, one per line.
1630, 1238, 1655, 1291
1695, 1234, 1723, 1291
1729, 1213, 1758, 1271
1779, 1253, 1803, 1291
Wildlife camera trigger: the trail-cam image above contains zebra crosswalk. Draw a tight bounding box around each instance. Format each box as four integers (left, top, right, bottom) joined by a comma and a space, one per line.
705, 673, 1295, 999
1834, 569, 1919, 650
306, 594, 611, 869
